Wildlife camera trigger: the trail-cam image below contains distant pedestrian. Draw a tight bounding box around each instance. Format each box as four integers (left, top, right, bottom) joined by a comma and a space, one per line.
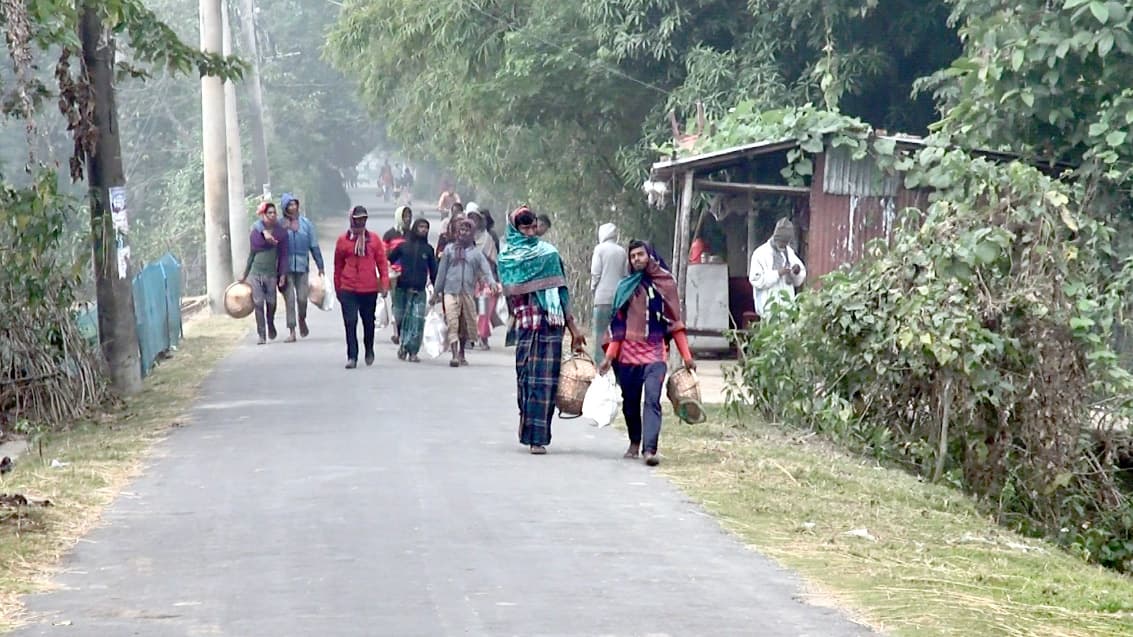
748, 217, 806, 319
240, 202, 288, 345
333, 205, 391, 369
275, 193, 325, 342
589, 222, 627, 363
468, 207, 500, 349
388, 217, 437, 362
499, 206, 587, 454
432, 217, 498, 367
386, 205, 413, 344
599, 240, 695, 466
535, 213, 552, 237
436, 201, 465, 256
437, 182, 462, 217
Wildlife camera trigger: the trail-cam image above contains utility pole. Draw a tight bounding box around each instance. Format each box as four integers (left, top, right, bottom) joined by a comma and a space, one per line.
237, 0, 271, 195
79, 6, 143, 395
201, 0, 233, 310
222, 2, 248, 276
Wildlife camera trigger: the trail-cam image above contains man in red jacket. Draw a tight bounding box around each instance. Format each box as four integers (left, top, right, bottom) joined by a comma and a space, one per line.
334, 205, 391, 369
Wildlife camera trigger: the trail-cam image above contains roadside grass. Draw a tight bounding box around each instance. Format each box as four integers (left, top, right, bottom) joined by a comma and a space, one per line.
0, 315, 247, 631
658, 409, 1133, 637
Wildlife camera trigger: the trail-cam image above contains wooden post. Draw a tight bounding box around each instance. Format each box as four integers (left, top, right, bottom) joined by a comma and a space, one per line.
676, 171, 695, 320
80, 6, 143, 395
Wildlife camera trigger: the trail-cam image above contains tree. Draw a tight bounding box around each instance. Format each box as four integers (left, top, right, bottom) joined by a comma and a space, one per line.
927, 0, 1133, 190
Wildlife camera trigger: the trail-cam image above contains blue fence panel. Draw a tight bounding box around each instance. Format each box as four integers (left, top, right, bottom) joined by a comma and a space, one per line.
75, 253, 183, 378
157, 253, 183, 349
130, 252, 184, 377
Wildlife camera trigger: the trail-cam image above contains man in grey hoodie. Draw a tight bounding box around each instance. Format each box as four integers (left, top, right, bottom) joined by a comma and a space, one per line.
590, 222, 627, 363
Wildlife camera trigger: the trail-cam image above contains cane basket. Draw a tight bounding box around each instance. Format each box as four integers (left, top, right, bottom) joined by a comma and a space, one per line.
666, 368, 706, 424
556, 352, 597, 418
224, 282, 254, 319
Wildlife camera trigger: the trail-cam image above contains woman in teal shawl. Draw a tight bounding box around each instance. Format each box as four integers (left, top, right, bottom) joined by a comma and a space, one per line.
499, 206, 587, 454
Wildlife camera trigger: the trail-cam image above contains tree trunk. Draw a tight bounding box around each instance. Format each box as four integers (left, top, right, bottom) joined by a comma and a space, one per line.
80, 6, 143, 396
201, 0, 233, 310
223, 1, 248, 276
237, 0, 270, 195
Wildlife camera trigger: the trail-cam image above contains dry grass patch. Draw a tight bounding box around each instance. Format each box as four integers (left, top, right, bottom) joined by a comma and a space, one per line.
0, 315, 246, 631
659, 413, 1133, 637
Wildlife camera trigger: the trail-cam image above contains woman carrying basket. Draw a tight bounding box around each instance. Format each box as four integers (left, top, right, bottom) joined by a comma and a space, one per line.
598, 240, 695, 466
499, 206, 587, 455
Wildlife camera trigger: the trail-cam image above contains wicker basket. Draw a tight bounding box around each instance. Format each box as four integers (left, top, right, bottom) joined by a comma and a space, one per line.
666, 367, 706, 424
224, 281, 254, 319
556, 352, 597, 418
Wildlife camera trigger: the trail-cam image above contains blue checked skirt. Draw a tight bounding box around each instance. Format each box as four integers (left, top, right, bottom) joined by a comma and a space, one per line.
515, 323, 564, 447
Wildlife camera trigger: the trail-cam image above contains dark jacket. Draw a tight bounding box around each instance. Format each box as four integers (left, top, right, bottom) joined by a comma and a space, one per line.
388, 236, 438, 291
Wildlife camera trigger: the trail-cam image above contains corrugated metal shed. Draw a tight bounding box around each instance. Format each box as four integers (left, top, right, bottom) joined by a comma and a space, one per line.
807, 152, 928, 284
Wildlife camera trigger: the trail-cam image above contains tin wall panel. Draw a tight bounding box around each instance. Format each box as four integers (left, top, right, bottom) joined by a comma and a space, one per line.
806, 153, 929, 286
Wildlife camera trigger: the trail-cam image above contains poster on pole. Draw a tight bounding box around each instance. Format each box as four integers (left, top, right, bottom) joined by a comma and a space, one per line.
109, 186, 130, 279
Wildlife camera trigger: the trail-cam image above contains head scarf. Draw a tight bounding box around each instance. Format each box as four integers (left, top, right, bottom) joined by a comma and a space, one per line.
393, 205, 412, 234
772, 217, 794, 245
349, 206, 369, 256
498, 206, 568, 325
449, 217, 476, 262
257, 201, 275, 218
609, 242, 683, 344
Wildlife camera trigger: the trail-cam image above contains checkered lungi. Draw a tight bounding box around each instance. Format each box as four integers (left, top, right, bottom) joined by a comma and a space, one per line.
515, 324, 564, 447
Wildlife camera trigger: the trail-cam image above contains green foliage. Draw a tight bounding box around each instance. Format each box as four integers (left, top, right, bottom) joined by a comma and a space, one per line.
927, 0, 1133, 185
730, 146, 1133, 572
0, 170, 108, 425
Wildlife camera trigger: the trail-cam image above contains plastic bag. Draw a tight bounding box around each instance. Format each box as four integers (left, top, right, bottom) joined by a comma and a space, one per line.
423, 309, 447, 359
316, 274, 336, 312
376, 294, 391, 329
494, 296, 509, 327
581, 372, 621, 428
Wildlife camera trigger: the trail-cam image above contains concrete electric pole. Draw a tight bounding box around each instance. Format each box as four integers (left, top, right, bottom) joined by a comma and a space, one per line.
222, 1, 248, 276
201, 0, 233, 310
237, 0, 271, 195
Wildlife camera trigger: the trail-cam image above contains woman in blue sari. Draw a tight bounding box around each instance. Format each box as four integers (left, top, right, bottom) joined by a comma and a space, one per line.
498, 206, 587, 454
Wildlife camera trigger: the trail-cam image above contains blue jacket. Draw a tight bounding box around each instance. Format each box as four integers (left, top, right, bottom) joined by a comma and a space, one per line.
259, 193, 325, 274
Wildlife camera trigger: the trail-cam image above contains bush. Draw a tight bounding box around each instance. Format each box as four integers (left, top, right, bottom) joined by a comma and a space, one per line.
0, 172, 108, 428
729, 150, 1133, 572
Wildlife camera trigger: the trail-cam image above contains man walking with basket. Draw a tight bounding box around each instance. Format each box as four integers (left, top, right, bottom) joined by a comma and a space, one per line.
598, 240, 695, 466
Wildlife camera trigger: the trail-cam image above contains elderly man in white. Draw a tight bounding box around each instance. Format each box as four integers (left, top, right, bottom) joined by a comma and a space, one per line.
748, 217, 807, 318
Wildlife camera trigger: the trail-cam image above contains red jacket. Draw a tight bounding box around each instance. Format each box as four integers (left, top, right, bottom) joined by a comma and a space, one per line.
334, 231, 390, 294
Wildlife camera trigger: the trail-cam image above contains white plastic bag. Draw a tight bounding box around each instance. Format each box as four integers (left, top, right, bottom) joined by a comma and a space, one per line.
376, 294, 391, 328
319, 275, 336, 312
581, 372, 621, 428
423, 309, 447, 359
495, 296, 509, 326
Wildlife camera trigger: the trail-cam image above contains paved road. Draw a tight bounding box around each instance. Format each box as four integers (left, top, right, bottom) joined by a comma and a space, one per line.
14, 193, 871, 636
